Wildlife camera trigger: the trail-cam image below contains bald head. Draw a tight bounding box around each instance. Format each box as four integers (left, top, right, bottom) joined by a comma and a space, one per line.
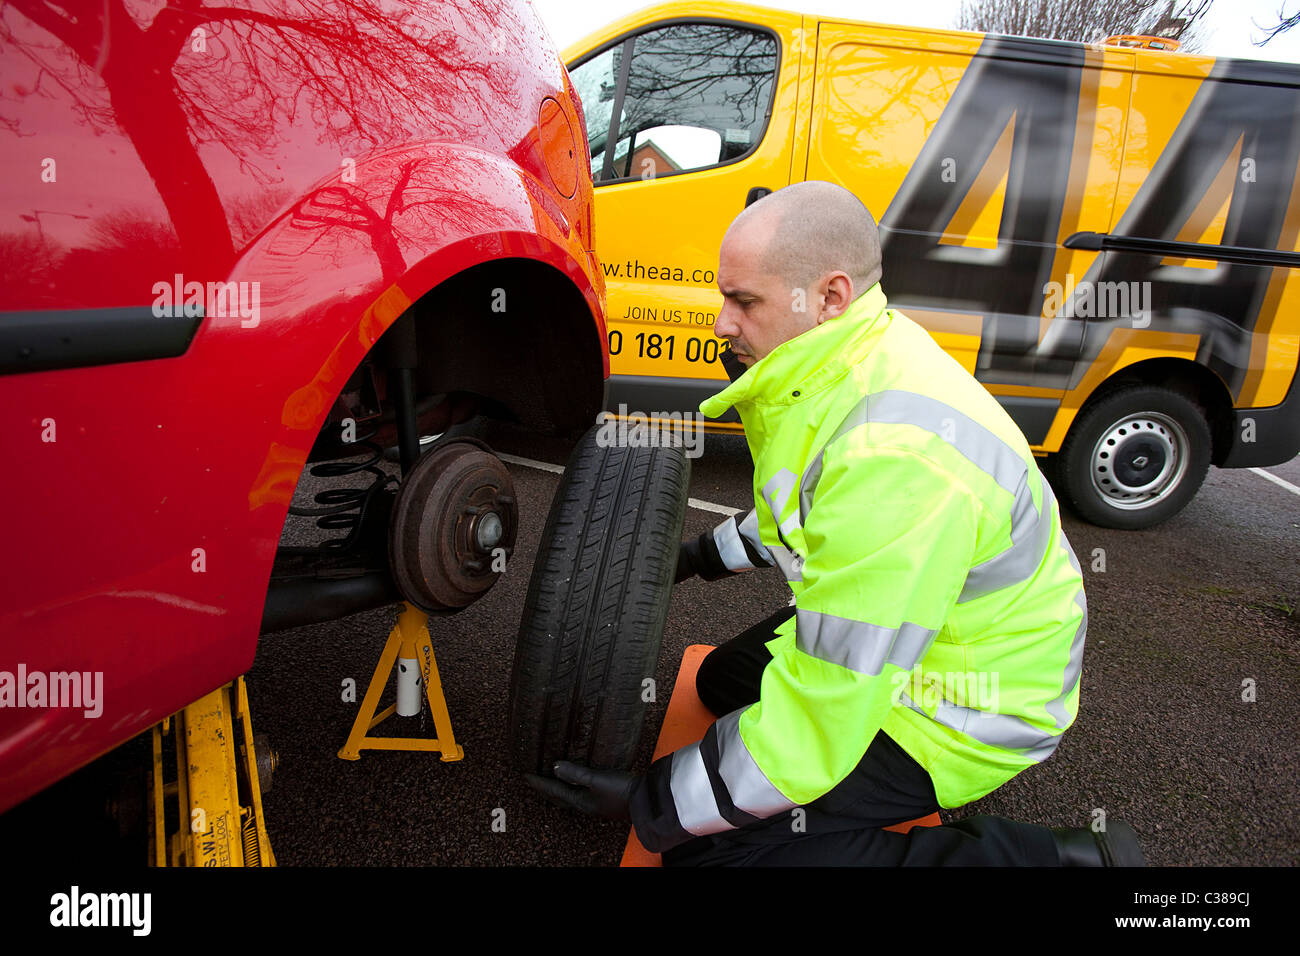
727, 181, 882, 295
715, 182, 885, 366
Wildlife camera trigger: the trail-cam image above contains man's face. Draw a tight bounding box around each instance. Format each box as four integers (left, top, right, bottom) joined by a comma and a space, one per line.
714, 218, 818, 367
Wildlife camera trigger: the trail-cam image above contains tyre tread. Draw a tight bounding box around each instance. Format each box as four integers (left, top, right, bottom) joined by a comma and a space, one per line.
507, 426, 690, 773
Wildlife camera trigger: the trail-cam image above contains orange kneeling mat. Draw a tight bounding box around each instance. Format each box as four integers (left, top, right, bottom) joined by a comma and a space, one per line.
620, 644, 942, 866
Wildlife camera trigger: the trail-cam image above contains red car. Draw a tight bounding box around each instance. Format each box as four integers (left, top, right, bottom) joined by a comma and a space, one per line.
0, 0, 607, 813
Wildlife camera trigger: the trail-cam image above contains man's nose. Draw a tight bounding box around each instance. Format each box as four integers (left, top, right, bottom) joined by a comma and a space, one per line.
715, 302, 739, 339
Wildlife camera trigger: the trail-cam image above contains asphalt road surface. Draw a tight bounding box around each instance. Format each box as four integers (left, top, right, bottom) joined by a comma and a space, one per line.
4, 425, 1297, 867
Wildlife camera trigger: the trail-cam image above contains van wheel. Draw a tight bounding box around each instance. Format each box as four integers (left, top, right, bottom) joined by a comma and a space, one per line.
1053, 385, 1210, 529
507, 424, 690, 774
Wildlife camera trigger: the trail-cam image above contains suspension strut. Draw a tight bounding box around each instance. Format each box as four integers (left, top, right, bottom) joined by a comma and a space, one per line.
384, 312, 422, 476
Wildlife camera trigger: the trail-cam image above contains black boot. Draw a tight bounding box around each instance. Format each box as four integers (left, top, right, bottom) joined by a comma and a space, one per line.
1051, 820, 1146, 866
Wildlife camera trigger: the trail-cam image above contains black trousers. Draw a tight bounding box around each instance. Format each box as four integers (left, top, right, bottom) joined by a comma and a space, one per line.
662, 608, 1063, 866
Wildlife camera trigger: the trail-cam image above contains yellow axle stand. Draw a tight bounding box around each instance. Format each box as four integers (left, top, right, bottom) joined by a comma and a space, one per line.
338, 602, 463, 762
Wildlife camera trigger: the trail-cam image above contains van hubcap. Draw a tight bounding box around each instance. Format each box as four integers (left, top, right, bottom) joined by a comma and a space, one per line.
1090, 412, 1189, 510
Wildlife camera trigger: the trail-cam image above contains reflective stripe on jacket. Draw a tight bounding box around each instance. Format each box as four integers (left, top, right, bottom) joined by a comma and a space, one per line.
629, 283, 1086, 853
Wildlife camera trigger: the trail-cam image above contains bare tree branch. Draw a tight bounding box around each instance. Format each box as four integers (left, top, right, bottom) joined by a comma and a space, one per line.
957, 0, 1217, 53
1253, 3, 1300, 44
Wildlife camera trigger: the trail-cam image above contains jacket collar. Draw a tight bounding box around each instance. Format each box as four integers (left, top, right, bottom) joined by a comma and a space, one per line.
700, 282, 889, 417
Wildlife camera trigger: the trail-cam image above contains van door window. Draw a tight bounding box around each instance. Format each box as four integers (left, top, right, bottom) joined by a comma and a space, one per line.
571, 24, 778, 183
572, 44, 621, 179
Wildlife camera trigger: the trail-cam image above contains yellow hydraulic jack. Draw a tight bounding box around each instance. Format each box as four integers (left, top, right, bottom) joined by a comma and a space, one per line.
148, 676, 277, 866
338, 602, 463, 762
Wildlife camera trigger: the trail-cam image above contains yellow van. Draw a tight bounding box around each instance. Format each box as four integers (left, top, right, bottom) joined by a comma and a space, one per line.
565, 1, 1300, 528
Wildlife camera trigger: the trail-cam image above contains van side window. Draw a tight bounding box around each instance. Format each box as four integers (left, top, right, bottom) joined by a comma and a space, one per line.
571, 24, 778, 183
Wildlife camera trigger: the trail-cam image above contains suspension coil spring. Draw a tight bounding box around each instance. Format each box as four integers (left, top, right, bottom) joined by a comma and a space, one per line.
286, 434, 396, 551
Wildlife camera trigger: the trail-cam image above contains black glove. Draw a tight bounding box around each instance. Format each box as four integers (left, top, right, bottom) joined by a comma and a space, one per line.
675, 532, 737, 584
526, 761, 638, 821
674, 538, 701, 583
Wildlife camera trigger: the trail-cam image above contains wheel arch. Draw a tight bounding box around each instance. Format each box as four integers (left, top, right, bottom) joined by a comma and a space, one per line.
230, 170, 607, 683
1069, 357, 1235, 464
228, 136, 610, 476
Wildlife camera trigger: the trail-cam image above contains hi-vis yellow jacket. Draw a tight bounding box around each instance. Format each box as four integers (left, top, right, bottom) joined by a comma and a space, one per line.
629, 283, 1087, 852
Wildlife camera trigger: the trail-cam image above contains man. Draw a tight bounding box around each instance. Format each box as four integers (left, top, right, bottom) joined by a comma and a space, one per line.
530, 181, 1144, 866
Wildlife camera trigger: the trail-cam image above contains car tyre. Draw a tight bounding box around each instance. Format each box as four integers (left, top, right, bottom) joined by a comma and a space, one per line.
507, 423, 690, 774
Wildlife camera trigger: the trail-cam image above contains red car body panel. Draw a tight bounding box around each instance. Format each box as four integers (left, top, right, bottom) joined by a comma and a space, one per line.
0, 0, 605, 812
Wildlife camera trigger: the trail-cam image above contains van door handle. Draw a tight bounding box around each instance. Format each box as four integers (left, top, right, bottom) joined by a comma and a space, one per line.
745, 187, 772, 207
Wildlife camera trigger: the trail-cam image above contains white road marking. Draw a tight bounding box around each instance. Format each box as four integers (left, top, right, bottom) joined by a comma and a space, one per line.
498, 452, 563, 475
500, 452, 742, 515
687, 498, 742, 517
1249, 467, 1300, 497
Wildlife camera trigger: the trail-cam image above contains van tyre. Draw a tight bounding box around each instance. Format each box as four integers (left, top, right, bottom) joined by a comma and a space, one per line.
1054, 385, 1211, 530
508, 424, 690, 774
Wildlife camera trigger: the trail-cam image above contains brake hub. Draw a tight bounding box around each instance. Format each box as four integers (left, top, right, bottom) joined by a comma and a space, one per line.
388, 438, 517, 611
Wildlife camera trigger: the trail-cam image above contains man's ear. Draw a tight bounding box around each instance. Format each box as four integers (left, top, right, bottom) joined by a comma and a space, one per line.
820, 272, 855, 321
